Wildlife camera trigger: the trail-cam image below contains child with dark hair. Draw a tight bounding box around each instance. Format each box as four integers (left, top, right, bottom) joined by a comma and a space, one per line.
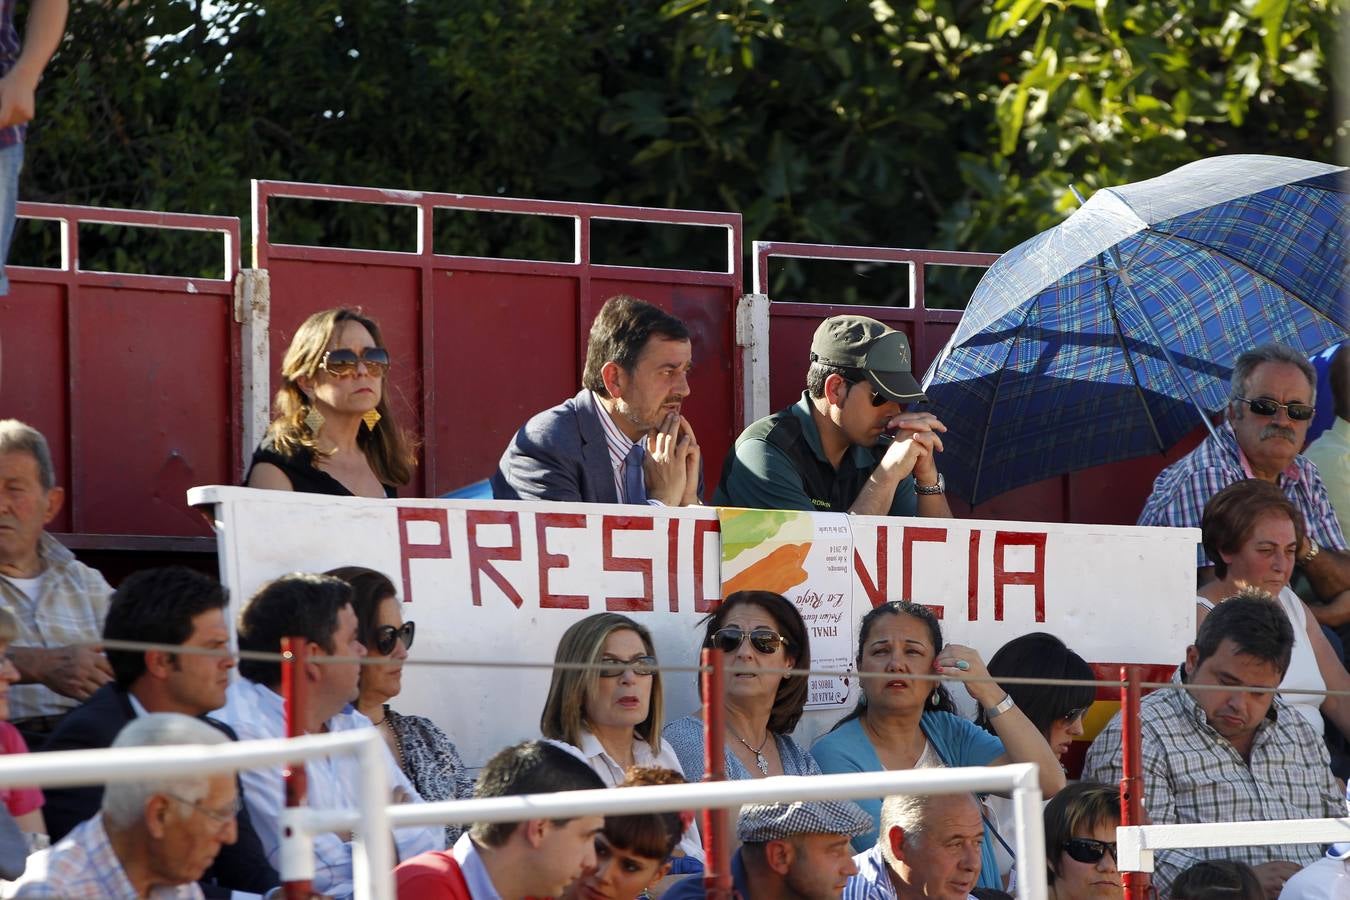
561, 767, 690, 900
1171, 860, 1264, 900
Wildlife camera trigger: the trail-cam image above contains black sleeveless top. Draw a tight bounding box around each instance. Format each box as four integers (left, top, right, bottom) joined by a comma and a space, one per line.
247, 438, 397, 498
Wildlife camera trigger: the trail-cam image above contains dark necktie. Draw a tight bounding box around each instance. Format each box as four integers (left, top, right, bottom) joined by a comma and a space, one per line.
623, 441, 647, 504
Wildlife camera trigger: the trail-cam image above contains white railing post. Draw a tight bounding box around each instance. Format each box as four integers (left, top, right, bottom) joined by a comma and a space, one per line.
235, 266, 271, 476
1011, 765, 1046, 900
350, 730, 395, 900
736, 292, 771, 427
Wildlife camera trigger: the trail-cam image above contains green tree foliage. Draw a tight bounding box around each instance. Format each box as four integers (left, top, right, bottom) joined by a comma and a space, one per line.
20, 0, 1344, 290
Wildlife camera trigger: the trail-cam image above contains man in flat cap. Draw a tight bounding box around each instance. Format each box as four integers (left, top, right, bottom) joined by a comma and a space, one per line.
715, 315, 952, 517
844, 793, 984, 900
665, 798, 871, 899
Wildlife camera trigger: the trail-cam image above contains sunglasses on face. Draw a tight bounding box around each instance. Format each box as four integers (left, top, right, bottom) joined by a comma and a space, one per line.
597, 655, 658, 678
844, 377, 890, 408
708, 626, 789, 655
1063, 838, 1117, 865
321, 347, 391, 378
373, 621, 415, 656
1234, 396, 1314, 421
1060, 706, 1089, 724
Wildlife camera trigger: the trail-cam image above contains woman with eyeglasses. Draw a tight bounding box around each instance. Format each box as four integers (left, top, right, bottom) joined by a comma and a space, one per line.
663, 590, 820, 781
978, 632, 1096, 882
329, 566, 472, 844
1199, 480, 1350, 740
1043, 782, 1122, 900
541, 613, 703, 865
246, 306, 413, 498
812, 601, 1065, 888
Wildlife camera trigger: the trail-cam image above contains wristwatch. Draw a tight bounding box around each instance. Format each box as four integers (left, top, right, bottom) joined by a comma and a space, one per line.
915, 473, 945, 495
984, 693, 1016, 720
1301, 542, 1321, 566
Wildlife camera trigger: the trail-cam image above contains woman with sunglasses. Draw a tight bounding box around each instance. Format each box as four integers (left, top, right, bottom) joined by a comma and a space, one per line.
979, 632, 1097, 882
812, 601, 1065, 888
1042, 782, 1122, 900
663, 590, 820, 782
247, 306, 413, 498
1199, 480, 1350, 741
329, 566, 473, 844
541, 613, 704, 864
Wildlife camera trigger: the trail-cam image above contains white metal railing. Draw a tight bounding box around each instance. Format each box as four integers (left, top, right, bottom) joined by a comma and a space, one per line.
1117, 818, 1350, 873
298, 763, 1048, 900
0, 730, 395, 900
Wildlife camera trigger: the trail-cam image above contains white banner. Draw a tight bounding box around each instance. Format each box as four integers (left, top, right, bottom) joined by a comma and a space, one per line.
189, 487, 1199, 765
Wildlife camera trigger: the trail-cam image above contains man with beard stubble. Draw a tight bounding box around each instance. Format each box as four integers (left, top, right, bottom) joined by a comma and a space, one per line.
492, 294, 703, 507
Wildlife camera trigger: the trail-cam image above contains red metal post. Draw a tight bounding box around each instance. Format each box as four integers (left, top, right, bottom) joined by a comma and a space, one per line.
1120, 665, 1150, 900
282, 637, 314, 900
701, 647, 734, 900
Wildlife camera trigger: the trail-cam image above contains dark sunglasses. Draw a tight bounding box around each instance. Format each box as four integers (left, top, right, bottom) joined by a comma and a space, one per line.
845, 377, 890, 408
1059, 706, 1089, 723
321, 347, 391, 378
1063, 838, 1117, 865
597, 655, 658, 678
708, 626, 788, 655
1235, 396, 1314, 421
373, 621, 415, 655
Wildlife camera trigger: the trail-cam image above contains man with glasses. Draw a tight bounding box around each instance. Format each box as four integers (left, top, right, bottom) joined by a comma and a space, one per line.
843, 792, 984, 900
716, 315, 952, 518
1139, 343, 1350, 613
12, 713, 238, 899
37, 566, 277, 897
1083, 595, 1342, 899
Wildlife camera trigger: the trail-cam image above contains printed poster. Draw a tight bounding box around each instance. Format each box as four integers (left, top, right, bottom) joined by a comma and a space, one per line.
718, 508, 855, 710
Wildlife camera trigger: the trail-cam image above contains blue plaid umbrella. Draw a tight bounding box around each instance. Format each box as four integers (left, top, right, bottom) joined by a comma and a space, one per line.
919, 154, 1348, 505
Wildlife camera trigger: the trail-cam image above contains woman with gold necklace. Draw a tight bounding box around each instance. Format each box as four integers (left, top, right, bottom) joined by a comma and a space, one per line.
664, 590, 819, 781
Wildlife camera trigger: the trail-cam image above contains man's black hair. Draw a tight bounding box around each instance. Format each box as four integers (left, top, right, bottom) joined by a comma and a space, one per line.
470, 740, 605, 847
236, 573, 353, 687
103, 566, 228, 690
580, 295, 690, 397
1193, 592, 1294, 677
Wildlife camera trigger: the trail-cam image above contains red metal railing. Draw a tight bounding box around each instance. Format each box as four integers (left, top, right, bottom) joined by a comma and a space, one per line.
4, 201, 241, 549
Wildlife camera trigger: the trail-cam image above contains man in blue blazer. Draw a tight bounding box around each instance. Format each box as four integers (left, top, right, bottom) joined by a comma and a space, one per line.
493, 295, 703, 506
39, 566, 279, 899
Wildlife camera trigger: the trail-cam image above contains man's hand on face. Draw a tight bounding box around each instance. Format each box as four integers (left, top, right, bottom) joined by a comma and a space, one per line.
876, 429, 942, 483
678, 417, 702, 506
1252, 860, 1301, 900
644, 413, 693, 506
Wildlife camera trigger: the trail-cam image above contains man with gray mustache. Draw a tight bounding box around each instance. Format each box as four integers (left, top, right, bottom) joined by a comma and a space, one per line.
1139, 343, 1350, 621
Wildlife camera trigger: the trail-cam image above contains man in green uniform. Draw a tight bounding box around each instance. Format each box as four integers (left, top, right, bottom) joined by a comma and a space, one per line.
715, 315, 952, 518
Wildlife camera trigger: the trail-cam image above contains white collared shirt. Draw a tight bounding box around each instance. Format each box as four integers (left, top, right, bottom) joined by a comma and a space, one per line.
217, 679, 443, 900
451, 833, 503, 900
572, 728, 705, 862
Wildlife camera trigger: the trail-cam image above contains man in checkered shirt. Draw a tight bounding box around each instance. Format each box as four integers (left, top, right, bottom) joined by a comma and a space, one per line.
0, 420, 113, 747
1138, 343, 1350, 622
1083, 594, 1342, 900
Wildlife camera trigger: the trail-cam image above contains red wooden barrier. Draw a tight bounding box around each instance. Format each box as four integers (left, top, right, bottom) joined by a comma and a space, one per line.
0, 201, 241, 551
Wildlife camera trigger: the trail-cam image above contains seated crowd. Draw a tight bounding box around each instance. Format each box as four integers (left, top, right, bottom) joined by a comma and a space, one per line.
0, 296, 1346, 900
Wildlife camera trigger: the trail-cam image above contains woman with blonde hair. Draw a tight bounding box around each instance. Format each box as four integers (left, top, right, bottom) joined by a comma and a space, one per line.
247, 307, 413, 497
541, 612, 702, 863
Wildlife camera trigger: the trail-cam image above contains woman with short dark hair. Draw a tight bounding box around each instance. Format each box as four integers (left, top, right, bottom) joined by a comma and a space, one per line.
663, 590, 819, 781
1043, 782, 1122, 900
